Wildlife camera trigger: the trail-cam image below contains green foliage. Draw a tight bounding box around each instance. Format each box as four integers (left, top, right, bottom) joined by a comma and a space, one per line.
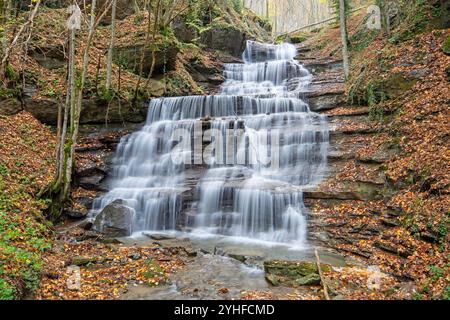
0, 279, 15, 300
443, 36, 450, 55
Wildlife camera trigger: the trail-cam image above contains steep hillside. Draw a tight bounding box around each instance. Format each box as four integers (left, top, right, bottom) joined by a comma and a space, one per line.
298, 0, 449, 299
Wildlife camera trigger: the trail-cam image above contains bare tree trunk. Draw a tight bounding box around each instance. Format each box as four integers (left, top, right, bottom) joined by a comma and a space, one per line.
105, 0, 117, 90
339, 0, 349, 79
63, 0, 99, 200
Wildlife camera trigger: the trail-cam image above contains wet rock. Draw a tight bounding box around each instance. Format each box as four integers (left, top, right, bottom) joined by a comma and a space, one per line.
304, 59, 343, 74
72, 256, 97, 266
93, 200, 135, 238
213, 247, 227, 256
294, 273, 321, 286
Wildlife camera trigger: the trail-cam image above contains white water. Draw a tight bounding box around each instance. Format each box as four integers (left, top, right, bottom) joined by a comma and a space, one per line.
92, 40, 329, 247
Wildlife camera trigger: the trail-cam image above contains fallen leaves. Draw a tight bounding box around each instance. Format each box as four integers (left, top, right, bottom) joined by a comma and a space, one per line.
37, 240, 185, 300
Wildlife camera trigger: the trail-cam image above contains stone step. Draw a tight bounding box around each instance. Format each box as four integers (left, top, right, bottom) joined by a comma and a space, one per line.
303, 179, 386, 201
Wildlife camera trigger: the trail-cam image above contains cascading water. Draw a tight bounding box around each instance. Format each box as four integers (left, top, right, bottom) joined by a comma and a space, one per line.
91, 40, 329, 246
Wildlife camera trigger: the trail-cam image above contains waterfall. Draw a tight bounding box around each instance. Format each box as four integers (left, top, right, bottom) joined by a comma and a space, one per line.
92, 40, 329, 246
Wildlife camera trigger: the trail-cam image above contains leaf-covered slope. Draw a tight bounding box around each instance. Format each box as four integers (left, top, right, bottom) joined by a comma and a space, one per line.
0, 112, 56, 299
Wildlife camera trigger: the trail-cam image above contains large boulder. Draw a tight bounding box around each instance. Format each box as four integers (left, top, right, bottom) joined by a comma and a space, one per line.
200, 24, 247, 57
93, 200, 135, 238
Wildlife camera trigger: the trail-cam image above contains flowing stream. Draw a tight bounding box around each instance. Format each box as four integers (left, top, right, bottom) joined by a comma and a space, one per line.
92, 41, 329, 248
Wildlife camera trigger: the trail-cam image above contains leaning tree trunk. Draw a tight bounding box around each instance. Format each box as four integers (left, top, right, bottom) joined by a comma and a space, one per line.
339, 0, 349, 79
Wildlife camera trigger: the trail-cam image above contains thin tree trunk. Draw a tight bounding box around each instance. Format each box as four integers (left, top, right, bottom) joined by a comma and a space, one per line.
62, 0, 113, 202
105, 0, 117, 90
339, 0, 349, 79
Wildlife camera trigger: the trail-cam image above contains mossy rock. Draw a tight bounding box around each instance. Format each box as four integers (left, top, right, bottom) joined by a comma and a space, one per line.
264, 260, 331, 277
443, 36, 450, 56
295, 273, 321, 286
